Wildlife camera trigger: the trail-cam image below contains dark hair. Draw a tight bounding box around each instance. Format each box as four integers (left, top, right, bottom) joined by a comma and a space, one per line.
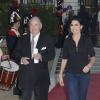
67, 16, 84, 33
69, 16, 83, 26
56, 6, 62, 10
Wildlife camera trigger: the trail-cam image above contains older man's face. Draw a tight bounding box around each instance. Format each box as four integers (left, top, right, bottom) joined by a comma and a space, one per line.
29, 19, 41, 36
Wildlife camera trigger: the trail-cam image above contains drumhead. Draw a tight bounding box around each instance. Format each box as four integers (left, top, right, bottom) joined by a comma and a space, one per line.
0, 60, 19, 72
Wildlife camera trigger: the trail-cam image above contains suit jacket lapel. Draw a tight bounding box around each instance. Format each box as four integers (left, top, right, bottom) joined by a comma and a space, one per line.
25, 33, 43, 57
36, 33, 43, 50
26, 34, 31, 58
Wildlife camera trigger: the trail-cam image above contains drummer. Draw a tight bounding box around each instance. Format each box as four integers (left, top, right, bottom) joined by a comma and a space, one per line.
6, 10, 22, 97
6, 10, 21, 57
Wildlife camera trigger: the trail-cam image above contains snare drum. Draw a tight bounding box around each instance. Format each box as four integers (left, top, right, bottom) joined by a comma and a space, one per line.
0, 60, 19, 90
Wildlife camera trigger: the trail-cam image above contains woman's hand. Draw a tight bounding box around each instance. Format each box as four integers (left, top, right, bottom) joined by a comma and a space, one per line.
82, 65, 91, 73
59, 73, 64, 87
83, 57, 95, 73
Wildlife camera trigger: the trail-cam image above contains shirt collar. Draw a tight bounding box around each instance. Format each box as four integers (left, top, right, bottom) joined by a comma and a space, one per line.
30, 32, 40, 41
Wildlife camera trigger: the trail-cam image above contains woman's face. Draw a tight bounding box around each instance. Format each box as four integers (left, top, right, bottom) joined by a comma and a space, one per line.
70, 20, 83, 35
15, 21, 20, 29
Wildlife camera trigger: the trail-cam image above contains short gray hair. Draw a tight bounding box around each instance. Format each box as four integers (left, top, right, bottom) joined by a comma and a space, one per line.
29, 16, 42, 29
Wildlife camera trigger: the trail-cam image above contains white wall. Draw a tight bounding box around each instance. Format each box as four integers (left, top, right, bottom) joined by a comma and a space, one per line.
54, 0, 79, 14
22, 0, 28, 4
98, 0, 100, 4
64, 0, 79, 15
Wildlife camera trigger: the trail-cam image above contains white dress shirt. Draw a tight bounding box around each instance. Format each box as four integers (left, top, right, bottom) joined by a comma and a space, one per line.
30, 33, 40, 63
30, 32, 40, 49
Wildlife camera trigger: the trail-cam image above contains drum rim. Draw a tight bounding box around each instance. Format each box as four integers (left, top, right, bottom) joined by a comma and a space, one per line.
0, 60, 19, 72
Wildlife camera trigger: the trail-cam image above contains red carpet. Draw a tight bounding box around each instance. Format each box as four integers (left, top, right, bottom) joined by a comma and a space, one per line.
48, 74, 100, 100
87, 74, 100, 100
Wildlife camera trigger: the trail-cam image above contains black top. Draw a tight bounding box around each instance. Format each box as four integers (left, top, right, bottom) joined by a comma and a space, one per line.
62, 34, 95, 74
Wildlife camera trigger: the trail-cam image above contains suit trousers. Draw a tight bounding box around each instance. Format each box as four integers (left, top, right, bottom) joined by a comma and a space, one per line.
21, 85, 49, 100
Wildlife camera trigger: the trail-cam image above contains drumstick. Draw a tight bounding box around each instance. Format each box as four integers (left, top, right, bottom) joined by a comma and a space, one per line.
2, 58, 12, 69
7, 59, 12, 69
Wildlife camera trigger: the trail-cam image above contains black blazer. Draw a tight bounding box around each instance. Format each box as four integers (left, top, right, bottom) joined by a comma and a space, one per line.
13, 33, 55, 90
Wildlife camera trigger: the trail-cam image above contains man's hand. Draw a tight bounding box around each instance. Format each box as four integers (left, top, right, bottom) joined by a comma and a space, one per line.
32, 53, 42, 62
21, 57, 30, 65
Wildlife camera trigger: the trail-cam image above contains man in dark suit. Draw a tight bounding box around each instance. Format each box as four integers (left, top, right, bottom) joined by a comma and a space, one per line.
13, 16, 55, 100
